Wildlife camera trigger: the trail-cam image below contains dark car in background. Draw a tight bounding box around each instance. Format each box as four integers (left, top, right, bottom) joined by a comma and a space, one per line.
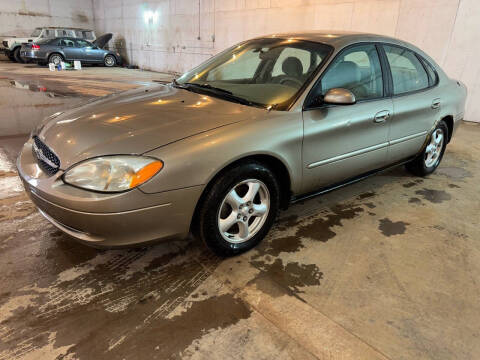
19, 34, 120, 67
1, 27, 97, 63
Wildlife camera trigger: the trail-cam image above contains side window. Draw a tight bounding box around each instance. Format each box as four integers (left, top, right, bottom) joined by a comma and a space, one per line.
272, 48, 311, 77
60, 39, 75, 47
420, 57, 438, 87
41, 30, 54, 39
321, 44, 383, 101
76, 39, 93, 48
383, 45, 429, 95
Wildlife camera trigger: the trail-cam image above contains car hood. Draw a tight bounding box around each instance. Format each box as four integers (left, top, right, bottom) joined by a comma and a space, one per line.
93, 33, 113, 49
37, 84, 265, 169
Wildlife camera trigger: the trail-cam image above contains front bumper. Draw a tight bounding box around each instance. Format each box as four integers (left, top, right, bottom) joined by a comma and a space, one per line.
17, 139, 203, 247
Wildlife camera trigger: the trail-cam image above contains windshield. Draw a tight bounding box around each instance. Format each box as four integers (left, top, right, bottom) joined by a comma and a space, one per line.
31, 28, 42, 37
176, 38, 332, 110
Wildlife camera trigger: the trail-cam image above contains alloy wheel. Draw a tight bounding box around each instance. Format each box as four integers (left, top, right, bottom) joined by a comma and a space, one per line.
105, 56, 115, 66
50, 55, 62, 65
217, 179, 270, 244
424, 128, 444, 168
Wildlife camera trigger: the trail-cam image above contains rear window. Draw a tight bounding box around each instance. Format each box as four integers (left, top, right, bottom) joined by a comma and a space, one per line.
31, 29, 42, 37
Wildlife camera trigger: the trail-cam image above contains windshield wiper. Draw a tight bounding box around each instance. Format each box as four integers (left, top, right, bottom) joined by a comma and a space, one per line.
176, 82, 266, 108
184, 82, 234, 95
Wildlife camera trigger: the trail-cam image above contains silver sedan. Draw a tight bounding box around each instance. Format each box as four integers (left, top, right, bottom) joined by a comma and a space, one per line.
17, 31, 467, 256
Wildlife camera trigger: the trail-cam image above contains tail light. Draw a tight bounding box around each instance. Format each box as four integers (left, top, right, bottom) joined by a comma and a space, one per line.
32, 44, 40, 50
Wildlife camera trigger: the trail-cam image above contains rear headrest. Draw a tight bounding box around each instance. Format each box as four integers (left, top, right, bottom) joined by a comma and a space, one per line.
282, 57, 303, 78
323, 61, 361, 90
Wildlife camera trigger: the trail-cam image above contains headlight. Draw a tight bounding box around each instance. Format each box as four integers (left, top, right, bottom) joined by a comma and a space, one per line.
63, 156, 163, 192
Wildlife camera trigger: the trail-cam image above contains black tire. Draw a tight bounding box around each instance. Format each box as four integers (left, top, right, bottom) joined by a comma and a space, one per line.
104, 54, 116, 67
48, 53, 63, 66
13, 47, 25, 63
196, 162, 280, 257
406, 120, 449, 176
7, 52, 15, 61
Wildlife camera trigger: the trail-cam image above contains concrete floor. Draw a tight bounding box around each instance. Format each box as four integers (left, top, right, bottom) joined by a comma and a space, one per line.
0, 61, 479, 360
0, 58, 172, 136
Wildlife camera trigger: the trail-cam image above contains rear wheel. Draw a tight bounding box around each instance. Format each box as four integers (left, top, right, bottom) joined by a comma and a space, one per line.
104, 55, 116, 67
196, 162, 280, 257
406, 120, 448, 176
48, 53, 63, 66
13, 47, 25, 63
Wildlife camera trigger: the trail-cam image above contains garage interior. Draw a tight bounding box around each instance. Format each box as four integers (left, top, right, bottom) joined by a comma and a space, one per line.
1, 1, 479, 359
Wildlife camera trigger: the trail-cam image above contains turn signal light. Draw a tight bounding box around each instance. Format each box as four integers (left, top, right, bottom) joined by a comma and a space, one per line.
129, 161, 163, 188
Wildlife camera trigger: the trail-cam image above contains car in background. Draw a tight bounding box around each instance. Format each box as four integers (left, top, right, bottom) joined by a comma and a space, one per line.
1, 27, 96, 63
20, 35, 120, 67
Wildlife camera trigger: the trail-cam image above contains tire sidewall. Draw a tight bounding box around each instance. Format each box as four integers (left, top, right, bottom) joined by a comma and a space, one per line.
13, 48, 25, 63
421, 121, 449, 175
199, 162, 280, 256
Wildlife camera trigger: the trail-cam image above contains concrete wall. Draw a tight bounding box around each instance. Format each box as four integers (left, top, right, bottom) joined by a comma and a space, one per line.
0, 0, 94, 37
93, 0, 480, 122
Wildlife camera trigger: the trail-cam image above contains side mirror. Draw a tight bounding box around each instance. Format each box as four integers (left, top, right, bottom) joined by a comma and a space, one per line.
323, 88, 356, 105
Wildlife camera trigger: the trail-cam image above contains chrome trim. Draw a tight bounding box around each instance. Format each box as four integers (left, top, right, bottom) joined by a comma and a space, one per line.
307, 142, 389, 169
389, 131, 428, 145
307, 131, 428, 169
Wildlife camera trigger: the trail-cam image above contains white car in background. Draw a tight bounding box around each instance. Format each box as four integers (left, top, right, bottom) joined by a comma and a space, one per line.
1, 27, 96, 63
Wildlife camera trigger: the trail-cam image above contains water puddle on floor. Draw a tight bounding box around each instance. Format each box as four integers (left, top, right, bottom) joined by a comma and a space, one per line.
8, 79, 72, 97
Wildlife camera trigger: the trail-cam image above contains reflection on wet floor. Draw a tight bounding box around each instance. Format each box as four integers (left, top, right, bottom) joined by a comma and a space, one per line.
9, 80, 67, 98
0, 63, 169, 137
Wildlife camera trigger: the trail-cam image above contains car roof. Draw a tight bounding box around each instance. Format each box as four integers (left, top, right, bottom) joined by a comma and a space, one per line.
55, 37, 90, 41
254, 31, 411, 49
35, 27, 94, 31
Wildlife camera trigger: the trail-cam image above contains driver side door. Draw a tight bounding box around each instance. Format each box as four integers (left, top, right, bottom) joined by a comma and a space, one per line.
302, 43, 393, 193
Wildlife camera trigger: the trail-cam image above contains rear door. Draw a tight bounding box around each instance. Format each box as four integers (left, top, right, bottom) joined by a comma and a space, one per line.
302, 43, 392, 193
381, 44, 440, 163
58, 38, 79, 61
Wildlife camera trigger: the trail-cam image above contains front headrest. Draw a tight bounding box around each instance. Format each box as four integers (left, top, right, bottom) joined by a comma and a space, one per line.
282, 57, 303, 78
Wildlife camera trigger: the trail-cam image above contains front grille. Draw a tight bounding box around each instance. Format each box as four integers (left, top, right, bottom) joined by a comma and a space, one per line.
32, 136, 60, 175
2, 41, 8, 48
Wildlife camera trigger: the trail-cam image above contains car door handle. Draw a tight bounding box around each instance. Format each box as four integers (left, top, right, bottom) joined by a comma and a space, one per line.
432, 99, 441, 109
374, 111, 390, 123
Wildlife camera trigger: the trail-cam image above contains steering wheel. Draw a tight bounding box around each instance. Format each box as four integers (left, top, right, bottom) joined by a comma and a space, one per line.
280, 77, 303, 87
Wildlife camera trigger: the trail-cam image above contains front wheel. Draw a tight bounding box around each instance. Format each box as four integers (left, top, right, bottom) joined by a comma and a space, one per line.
196, 162, 280, 257
104, 55, 116, 67
406, 120, 448, 176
